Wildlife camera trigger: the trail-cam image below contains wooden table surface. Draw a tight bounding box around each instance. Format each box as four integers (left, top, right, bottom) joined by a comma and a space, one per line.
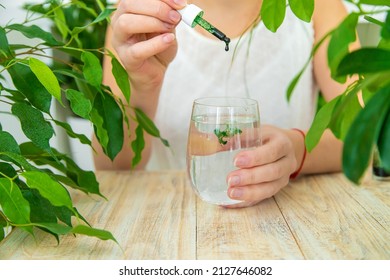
1, 170, 389, 260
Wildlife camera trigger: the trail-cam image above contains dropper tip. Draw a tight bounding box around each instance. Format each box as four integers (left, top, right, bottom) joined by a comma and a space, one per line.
223, 37, 231, 51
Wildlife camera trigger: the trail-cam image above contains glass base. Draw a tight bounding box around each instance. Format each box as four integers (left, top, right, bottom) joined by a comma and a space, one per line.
373, 167, 390, 181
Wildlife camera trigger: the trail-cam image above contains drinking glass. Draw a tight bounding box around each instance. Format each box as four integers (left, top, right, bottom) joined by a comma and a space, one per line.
186, 97, 261, 206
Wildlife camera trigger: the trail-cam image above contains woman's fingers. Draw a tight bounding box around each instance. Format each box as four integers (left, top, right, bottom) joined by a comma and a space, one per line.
112, 0, 182, 46
224, 125, 299, 207
119, 33, 175, 66
113, 14, 174, 39
227, 176, 290, 202
234, 132, 293, 169
112, 16, 176, 66
114, 0, 183, 24
109, 0, 182, 80
228, 155, 295, 188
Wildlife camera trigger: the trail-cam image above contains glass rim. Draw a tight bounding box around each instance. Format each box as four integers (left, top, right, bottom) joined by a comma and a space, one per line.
193, 96, 259, 107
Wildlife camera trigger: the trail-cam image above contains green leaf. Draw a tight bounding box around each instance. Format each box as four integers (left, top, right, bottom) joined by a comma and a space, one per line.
359, 0, 390, 6
0, 27, 12, 62
118, 98, 131, 131
377, 106, 390, 170
53, 120, 92, 146
306, 95, 341, 152
131, 125, 145, 167
336, 48, 390, 76
363, 15, 386, 27
287, 68, 306, 101
0, 214, 6, 227
75, 78, 97, 101
70, 1, 98, 17
53, 5, 68, 40
71, 8, 115, 36
19, 142, 66, 172
288, 0, 314, 22
0, 220, 5, 241
54, 69, 97, 101
71, 225, 118, 243
134, 108, 160, 137
65, 89, 92, 119
53, 174, 80, 189
261, 0, 287, 32
0, 179, 31, 227
54, 68, 84, 81
81, 51, 103, 88
327, 83, 363, 141
343, 86, 390, 183
92, 93, 124, 160
1, 88, 26, 104
111, 55, 131, 103
34, 222, 72, 235
7, 24, 62, 46
328, 13, 359, 82
91, 8, 116, 25
19, 143, 103, 197
0, 131, 21, 155
74, 170, 102, 197
0, 152, 37, 171
364, 71, 390, 95
53, 206, 74, 227
21, 171, 74, 211
381, 12, 390, 39
29, 57, 62, 105
22, 189, 57, 224
64, 158, 104, 198
287, 30, 331, 101
12, 102, 54, 154
0, 162, 17, 179
135, 108, 170, 147
8, 63, 52, 113
91, 107, 109, 151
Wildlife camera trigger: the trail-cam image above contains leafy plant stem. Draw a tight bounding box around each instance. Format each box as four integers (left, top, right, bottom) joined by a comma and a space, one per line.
0, 172, 17, 181
0, 211, 9, 224
0, 100, 14, 107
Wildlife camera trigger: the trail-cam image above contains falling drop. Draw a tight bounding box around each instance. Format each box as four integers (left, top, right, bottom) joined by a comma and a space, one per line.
224, 37, 231, 52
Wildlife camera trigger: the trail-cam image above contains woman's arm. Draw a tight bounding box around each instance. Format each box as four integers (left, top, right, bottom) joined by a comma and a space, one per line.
92, 0, 185, 170
298, 0, 361, 174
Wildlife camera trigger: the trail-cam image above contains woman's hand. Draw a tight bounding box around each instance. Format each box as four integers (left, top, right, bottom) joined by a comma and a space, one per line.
110, 0, 186, 91
225, 125, 304, 208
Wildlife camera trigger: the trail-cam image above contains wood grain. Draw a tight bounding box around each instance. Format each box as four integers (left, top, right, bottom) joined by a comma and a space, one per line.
0, 171, 196, 260
275, 174, 390, 259
196, 197, 304, 259
0, 171, 389, 260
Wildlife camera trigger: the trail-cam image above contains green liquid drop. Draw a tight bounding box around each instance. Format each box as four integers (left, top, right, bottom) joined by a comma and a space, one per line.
223, 37, 231, 51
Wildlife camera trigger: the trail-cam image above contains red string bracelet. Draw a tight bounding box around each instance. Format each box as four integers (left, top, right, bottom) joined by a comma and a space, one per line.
290, 128, 307, 180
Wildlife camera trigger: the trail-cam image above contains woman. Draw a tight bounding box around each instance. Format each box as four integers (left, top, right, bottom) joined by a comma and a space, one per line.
93, 0, 359, 207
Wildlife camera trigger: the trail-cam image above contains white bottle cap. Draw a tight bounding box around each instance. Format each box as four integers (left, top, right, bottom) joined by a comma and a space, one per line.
178, 4, 203, 28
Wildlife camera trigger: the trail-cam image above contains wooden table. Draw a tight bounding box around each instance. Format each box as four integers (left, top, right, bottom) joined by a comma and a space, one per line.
1, 170, 389, 260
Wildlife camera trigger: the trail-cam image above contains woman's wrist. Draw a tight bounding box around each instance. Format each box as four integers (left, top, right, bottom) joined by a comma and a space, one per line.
130, 81, 163, 114
285, 128, 307, 179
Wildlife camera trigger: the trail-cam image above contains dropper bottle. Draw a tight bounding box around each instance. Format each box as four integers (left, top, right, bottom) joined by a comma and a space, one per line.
178, 4, 231, 51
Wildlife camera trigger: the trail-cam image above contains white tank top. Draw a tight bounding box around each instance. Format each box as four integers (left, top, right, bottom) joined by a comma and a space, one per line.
146, 7, 317, 170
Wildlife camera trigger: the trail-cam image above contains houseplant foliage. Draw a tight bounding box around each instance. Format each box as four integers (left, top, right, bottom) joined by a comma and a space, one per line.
0, 0, 168, 243
261, 0, 390, 184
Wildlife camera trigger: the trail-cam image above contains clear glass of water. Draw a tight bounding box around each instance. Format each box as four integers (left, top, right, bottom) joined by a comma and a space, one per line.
186, 97, 261, 206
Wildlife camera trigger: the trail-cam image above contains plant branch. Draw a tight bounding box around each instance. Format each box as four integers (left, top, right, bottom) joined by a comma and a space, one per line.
0, 211, 10, 224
